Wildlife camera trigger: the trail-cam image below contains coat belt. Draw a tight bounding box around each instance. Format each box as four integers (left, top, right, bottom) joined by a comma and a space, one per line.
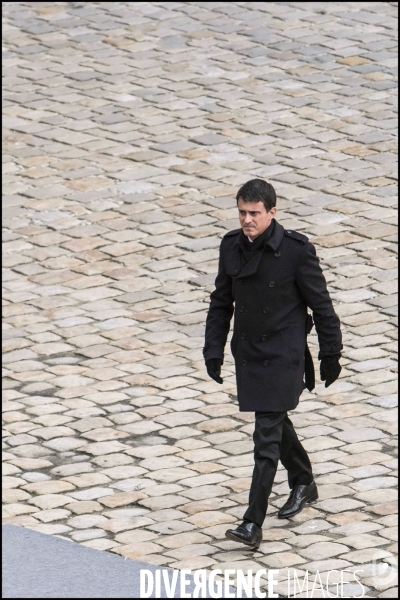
304, 314, 315, 392
304, 343, 315, 392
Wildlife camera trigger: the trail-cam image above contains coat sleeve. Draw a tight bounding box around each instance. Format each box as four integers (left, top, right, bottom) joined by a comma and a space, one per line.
295, 242, 342, 359
203, 238, 234, 363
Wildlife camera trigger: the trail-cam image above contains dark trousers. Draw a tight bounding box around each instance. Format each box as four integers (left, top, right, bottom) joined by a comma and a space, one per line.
243, 411, 313, 527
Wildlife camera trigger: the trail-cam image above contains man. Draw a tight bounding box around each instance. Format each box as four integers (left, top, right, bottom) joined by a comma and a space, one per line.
203, 179, 342, 550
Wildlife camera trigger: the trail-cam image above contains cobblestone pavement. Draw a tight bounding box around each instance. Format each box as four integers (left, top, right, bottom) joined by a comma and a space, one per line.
2, 2, 398, 597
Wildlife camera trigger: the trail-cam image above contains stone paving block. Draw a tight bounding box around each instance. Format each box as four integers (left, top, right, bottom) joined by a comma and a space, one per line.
101, 516, 155, 534
349, 476, 397, 492
22, 480, 75, 495
97, 492, 148, 509
62, 473, 112, 488
338, 548, 393, 564
180, 498, 237, 515
368, 501, 398, 516
157, 531, 212, 550
111, 542, 164, 560
147, 520, 197, 535
65, 501, 104, 515
339, 533, 389, 550
333, 428, 388, 443
260, 552, 307, 568
27, 494, 76, 510
143, 484, 185, 498
355, 489, 398, 504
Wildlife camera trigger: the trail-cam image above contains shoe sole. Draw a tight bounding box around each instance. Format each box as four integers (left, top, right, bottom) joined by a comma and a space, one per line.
277, 492, 319, 519
225, 531, 260, 550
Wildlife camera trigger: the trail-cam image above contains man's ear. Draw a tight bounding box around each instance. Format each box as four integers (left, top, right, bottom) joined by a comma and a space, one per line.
270, 207, 277, 218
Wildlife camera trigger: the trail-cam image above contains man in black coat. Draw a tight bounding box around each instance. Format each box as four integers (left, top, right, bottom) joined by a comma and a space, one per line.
203, 179, 342, 549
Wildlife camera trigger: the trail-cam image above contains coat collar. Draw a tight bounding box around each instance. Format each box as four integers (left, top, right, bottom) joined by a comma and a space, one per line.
229, 220, 285, 279
234, 219, 284, 252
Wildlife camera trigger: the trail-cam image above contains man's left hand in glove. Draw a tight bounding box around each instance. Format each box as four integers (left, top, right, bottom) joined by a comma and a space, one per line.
320, 354, 342, 388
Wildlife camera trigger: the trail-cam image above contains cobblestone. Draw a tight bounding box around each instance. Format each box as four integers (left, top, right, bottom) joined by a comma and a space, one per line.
2, 1, 397, 596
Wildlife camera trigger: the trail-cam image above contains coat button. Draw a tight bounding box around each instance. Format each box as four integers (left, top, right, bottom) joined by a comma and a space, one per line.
239, 306, 245, 313
241, 333, 246, 339
261, 335, 267, 341
269, 281, 275, 288
287, 230, 292, 233
263, 360, 269, 366
263, 307, 269, 313
274, 251, 281, 257
241, 360, 247, 366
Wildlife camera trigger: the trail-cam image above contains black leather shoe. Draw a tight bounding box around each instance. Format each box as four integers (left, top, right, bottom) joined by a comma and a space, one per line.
225, 520, 262, 549
278, 480, 318, 519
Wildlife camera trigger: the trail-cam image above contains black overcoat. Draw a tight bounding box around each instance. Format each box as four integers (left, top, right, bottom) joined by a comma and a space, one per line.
203, 220, 342, 412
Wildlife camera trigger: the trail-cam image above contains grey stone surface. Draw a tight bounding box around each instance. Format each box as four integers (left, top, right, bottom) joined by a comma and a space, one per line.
2, 524, 218, 598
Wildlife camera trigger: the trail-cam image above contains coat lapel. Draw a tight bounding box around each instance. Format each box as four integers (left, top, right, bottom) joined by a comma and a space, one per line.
237, 251, 264, 278
225, 243, 263, 279
230, 220, 285, 279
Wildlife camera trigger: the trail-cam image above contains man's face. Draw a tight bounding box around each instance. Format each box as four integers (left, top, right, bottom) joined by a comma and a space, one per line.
237, 198, 276, 240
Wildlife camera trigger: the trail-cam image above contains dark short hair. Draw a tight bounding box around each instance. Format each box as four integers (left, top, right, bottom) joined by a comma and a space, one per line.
236, 179, 276, 212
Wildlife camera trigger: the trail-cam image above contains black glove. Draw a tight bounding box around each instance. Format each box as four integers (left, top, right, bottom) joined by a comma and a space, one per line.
206, 358, 223, 384
320, 354, 342, 388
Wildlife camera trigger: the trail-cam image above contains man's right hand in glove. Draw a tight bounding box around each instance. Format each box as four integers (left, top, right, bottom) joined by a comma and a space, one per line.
206, 358, 223, 384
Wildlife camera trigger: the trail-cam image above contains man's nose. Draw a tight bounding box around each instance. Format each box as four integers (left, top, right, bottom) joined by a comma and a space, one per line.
243, 214, 252, 223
